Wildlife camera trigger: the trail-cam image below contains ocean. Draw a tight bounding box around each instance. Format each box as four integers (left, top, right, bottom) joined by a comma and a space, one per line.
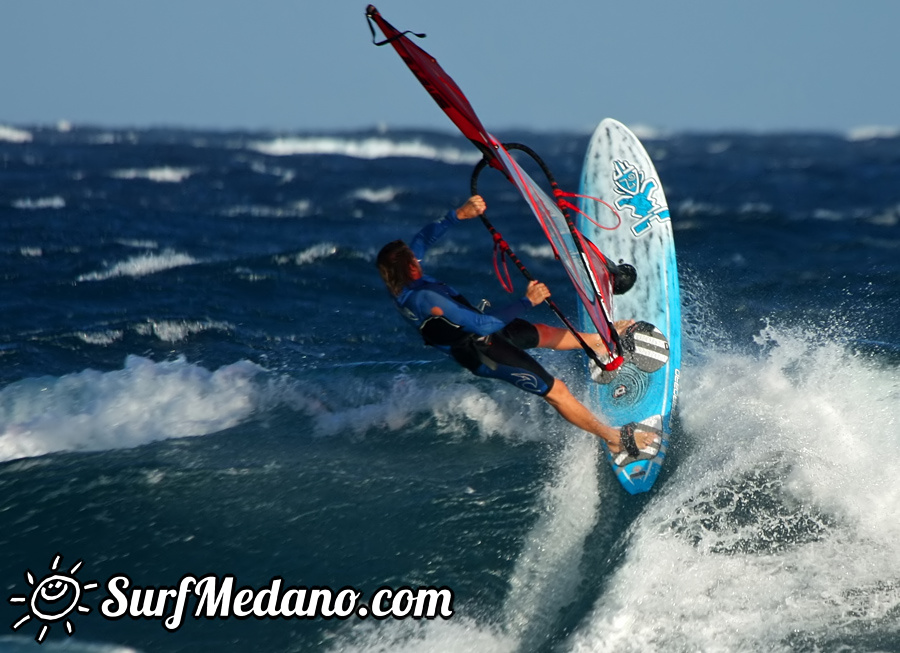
1, 123, 898, 652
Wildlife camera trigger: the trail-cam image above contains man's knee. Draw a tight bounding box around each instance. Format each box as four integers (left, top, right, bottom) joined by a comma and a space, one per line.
543, 377, 567, 404
534, 323, 564, 349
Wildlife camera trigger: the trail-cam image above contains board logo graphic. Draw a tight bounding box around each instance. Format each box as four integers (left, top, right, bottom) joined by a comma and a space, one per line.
611, 159, 671, 236
8, 554, 99, 644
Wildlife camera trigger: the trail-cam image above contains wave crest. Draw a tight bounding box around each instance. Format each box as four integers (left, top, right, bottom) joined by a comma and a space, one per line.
248, 136, 480, 165
78, 250, 199, 281
0, 356, 263, 462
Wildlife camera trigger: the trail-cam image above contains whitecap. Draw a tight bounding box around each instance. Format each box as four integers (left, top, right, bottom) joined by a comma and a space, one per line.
12, 196, 65, 210
248, 136, 481, 165
0, 355, 264, 462
350, 187, 401, 203
74, 330, 124, 346
677, 198, 724, 216
0, 125, 32, 143
0, 634, 141, 652
517, 243, 556, 260
132, 319, 232, 343
868, 204, 900, 227
846, 125, 900, 141
325, 618, 515, 653
568, 321, 900, 652
77, 250, 198, 282
629, 124, 666, 140
248, 160, 296, 183
89, 133, 120, 145
813, 208, 843, 221
274, 243, 339, 266
115, 239, 159, 249
111, 167, 194, 183
738, 202, 773, 214
223, 200, 311, 218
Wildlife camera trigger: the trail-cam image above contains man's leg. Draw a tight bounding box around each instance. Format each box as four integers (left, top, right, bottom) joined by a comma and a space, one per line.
467, 329, 657, 453
543, 378, 658, 453
534, 322, 634, 352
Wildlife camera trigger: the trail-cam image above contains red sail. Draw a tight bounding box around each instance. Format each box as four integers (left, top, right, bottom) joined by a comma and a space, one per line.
366, 6, 504, 173
366, 5, 621, 364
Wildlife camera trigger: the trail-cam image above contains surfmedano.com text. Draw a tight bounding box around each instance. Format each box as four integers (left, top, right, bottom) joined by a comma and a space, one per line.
101, 574, 455, 631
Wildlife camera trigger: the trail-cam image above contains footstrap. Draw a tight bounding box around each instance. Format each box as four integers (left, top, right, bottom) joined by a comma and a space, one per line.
620, 423, 640, 458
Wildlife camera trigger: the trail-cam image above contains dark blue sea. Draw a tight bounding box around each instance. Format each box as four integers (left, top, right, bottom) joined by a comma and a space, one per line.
1, 122, 899, 653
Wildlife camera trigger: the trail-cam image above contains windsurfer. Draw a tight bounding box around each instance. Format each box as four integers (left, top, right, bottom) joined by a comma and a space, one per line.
377, 195, 659, 457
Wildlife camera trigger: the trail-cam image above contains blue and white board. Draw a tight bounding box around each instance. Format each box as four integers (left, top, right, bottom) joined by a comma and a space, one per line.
577, 118, 682, 494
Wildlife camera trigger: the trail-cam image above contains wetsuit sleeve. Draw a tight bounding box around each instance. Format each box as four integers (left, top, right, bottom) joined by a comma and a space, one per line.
409, 210, 460, 260
483, 297, 533, 326
409, 289, 531, 337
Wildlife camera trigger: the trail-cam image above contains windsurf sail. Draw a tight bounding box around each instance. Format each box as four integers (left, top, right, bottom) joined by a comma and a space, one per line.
365, 5, 623, 369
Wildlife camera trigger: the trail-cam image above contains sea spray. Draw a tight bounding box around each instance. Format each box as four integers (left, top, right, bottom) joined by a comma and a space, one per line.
0, 356, 263, 462
570, 322, 900, 652
500, 434, 601, 648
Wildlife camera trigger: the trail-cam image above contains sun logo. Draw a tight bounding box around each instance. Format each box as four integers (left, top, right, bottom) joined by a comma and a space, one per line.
8, 554, 99, 644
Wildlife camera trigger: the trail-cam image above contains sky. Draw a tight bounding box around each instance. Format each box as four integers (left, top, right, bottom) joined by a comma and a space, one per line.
1, 0, 898, 135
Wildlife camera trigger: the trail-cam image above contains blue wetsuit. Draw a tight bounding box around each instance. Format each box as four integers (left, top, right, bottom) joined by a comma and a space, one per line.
393, 210, 556, 396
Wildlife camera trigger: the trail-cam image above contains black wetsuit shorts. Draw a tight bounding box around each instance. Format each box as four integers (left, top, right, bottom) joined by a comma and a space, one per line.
450, 319, 556, 396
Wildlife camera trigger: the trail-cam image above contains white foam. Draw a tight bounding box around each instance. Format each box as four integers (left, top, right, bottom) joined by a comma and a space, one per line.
223, 200, 311, 218
312, 357, 604, 639
517, 243, 556, 260
846, 125, 900, 141
111, 167, 194, 183
248, 160, 296, 183
12, 196, 65, 210
75, 330, 124, 346
71, 320, 229, 346
677, 198, 724, 216
0, 125, 32, 143
313, 372, 530, 440
868, 204, 900, 227
813, 208, 844, 221
500, 435, 601, 645
739, 202, 773, 214
77, 250, 199, 281
328, 618, 514, 653
89, 133, 123, 145
628, 124, 665, 141
350, 186, 402, 203
248, 136, 481, 165
0, 634, 140, 652
115, 238, 159, 249
0, 355, 263, 462
320, 369, 607, 652
274, 243, 339, 266
132, 319, 231, 343
568, 322, 900, 652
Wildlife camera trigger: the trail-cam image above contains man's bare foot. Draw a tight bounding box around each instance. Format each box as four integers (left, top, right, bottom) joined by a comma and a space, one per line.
614, 319, 635, 336
585, 320, 634, 360
607, 427, 660, 456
